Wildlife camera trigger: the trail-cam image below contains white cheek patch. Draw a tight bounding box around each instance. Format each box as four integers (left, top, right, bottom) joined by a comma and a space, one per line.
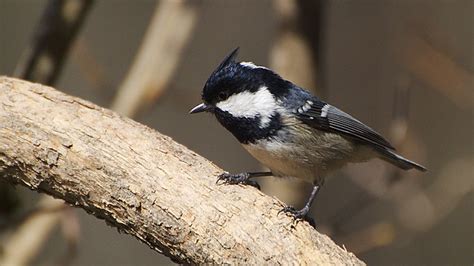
216, 86, 277, 128
240, 61, 269, 70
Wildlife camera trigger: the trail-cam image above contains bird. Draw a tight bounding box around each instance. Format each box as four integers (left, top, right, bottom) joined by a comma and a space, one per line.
190, 48, 426, 224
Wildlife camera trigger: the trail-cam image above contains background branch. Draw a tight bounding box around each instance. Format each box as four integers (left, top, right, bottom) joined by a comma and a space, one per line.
110, 0, 198, 117
0, 77, 364, 265
0, 197, 65, 266
13, 0, 94, 84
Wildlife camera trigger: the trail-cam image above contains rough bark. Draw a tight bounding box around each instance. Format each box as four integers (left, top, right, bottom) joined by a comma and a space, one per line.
0, 77, 364, 265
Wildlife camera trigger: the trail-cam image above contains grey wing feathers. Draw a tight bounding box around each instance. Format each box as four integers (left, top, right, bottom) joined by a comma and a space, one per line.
298, 100, 395, 150
325, 106, 395, 149
295, 98, 427, 171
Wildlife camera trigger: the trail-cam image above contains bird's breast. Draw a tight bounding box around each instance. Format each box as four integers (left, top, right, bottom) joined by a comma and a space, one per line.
242, 139, 318, 183
242, 124, 371, 183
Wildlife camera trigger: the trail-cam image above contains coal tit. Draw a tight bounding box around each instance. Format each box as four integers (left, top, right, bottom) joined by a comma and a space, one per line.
190, 48, 426, 223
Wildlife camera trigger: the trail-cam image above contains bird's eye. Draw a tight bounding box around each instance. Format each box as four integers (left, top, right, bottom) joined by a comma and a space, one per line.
217, 91, 228, 101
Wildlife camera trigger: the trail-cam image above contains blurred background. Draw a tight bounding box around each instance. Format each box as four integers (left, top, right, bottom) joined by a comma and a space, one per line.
0, 0, 472, 265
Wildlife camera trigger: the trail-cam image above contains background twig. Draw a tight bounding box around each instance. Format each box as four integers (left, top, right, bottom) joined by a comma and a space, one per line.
14, 0, 94, 84
111, 0, 198, 117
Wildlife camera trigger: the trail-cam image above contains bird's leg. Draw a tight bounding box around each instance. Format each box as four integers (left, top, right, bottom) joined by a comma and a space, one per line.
279, 184, 321, 227
216, 171, 272, 190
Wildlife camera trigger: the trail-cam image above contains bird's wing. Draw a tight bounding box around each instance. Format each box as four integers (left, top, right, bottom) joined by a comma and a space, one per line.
295, 99, 395, 150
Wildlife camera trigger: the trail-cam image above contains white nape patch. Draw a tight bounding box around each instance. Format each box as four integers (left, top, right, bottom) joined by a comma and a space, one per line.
321, 104, 330, 117
216, 86, 276, 127
240, 61, 269, 70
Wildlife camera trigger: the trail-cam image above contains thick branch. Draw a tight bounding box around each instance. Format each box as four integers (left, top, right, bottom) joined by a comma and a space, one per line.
0, 77, 364, 265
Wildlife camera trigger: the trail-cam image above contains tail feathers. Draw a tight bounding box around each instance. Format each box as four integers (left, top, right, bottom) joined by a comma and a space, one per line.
377, 148, 427, 172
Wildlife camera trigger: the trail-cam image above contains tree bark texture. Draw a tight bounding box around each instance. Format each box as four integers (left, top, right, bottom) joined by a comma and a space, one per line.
0, 77, 364, 265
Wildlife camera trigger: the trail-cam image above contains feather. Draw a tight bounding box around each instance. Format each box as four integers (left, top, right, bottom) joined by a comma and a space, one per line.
296, 98, 395, 150
216, 47, 239, 71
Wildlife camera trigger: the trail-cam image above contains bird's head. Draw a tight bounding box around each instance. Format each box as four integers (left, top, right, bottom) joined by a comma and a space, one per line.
191, 48, 288, 118
189, 48, 292, 143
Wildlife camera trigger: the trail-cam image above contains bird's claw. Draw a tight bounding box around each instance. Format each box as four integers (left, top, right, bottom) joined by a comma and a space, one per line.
216, 172, 261, 190
216, 172, 247, 185
278, 205, 316, 227
278, 205, 306, 219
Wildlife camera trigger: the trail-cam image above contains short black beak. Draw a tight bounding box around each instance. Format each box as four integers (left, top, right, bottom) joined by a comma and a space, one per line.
189, 103, 210, 114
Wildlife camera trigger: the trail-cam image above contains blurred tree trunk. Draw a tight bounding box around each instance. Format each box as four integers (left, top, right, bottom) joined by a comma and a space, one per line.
0, 76, 365, 265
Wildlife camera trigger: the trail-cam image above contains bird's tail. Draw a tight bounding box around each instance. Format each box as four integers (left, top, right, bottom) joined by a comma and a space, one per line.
376, 148, 427, 172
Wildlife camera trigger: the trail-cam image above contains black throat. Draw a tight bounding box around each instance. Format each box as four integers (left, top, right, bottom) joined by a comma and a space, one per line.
214, 109, 282, 144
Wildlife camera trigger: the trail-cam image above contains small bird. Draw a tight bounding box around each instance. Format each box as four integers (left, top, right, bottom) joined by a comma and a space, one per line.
190, 48, 426, 224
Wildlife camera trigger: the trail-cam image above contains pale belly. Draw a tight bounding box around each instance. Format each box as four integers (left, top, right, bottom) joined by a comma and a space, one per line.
242, 130, 374, 183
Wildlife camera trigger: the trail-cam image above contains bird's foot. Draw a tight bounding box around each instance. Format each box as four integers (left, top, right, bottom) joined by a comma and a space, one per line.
278, 205, 316, 227
216, 172, 261, 190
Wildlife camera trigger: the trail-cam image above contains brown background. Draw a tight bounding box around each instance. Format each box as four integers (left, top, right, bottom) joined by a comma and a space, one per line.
1, 0, 473, 265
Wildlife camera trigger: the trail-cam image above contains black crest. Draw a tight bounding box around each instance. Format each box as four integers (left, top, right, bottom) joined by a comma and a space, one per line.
215, 47, 240, 71
202, 47, 242, 104
202, 47, 292, 105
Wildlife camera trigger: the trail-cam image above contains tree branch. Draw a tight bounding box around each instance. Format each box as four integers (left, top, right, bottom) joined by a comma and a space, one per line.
0, 77, 364, 265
